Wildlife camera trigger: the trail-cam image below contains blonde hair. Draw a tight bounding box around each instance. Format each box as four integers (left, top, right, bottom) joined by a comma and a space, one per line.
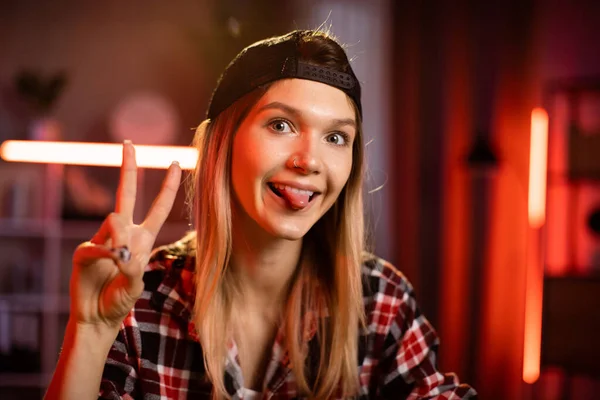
188, 30, 367, 399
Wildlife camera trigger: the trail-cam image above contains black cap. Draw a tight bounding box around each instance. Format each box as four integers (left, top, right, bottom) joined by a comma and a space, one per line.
207, 30, 362, 120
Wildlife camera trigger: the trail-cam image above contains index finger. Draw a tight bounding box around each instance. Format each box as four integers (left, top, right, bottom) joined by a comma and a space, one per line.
115, 140, 137, 220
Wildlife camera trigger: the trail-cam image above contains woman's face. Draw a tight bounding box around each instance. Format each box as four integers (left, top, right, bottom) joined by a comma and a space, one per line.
231, 78, 356, 241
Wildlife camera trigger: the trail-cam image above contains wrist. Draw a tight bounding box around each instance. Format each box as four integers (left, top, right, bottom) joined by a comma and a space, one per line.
66, 318, 121, 350
46, 319, 119, 399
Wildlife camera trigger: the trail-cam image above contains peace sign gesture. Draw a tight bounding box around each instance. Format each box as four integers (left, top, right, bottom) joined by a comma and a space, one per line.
70, 141, 182, 329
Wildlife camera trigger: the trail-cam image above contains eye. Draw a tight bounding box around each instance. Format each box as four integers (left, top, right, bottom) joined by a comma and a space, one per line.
326, 132, 350, 146
269, 119, 293, 133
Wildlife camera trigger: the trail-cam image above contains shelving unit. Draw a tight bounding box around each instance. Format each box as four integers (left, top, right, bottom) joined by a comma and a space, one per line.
0, 161, 189, 396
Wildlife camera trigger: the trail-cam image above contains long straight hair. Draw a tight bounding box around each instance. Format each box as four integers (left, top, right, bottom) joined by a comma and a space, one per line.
188, 30, 367, 399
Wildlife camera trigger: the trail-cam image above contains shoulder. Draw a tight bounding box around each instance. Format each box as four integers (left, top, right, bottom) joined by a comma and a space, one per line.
143, 232, 196, 292
360, 252, 416, 301
360, 253, 423, 335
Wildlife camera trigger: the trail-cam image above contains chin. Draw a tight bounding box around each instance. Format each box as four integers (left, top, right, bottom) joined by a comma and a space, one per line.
275, 232, 304, 241
263, 219, 312, 241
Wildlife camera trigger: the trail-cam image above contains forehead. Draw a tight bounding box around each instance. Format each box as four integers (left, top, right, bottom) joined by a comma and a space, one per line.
253, 78, 356, 121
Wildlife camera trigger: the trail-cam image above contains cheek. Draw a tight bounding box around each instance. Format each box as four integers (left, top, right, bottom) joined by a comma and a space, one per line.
231, 136, 257, 200
233, 125, 266, 169
231, 130, 272, 200
329, 154, 354, 194
319, 157, 353, 214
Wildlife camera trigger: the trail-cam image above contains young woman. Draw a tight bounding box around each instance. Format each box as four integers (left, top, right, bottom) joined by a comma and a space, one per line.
46, 30, 476, 399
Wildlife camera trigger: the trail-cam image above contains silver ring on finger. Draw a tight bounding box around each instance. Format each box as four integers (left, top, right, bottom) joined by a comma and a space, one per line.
110, 246, 131, 263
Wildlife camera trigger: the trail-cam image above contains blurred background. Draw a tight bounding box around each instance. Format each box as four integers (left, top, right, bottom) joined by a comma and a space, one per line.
0, 1, 599, 399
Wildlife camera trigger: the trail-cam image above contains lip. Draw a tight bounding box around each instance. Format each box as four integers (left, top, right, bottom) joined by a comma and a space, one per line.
267, 180, 322, 194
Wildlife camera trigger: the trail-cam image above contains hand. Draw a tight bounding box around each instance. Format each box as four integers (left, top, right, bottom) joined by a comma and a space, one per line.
70, 141, 182, 330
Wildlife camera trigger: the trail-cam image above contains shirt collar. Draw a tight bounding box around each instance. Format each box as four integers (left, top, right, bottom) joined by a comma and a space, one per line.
148, 244, 323, 340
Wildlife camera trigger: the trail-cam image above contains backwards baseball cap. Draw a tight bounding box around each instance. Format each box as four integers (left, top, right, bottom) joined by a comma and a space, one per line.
206, 30, 362, 120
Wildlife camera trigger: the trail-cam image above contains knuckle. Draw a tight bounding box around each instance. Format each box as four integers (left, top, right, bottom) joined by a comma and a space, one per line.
107, 212, 119, 224
74, 241, 90, 253
104, 213, 128, 245
72, 242, 96, 264
107, 212, 125, 228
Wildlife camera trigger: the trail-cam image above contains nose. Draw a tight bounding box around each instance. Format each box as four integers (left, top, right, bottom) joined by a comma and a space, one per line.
288, 134, 322, 175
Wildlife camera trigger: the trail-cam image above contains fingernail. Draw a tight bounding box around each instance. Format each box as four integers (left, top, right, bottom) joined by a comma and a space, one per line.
111, 246, 131, 263
171, 161, 180, 167
124, 139, 132, 145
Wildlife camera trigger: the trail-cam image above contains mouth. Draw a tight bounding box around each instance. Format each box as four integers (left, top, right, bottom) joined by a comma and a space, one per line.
267, 182, 319, 202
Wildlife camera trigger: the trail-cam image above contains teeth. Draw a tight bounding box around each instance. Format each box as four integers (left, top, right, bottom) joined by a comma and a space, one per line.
273, 183, 314, 196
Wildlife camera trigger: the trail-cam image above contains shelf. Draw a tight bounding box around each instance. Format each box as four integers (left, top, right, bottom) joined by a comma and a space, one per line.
0, 294, 70, 313
0, 218, 190, 241
59, 220, 101, 239
0, 218, 58, 238
60, 220, 191, 241
0, 373, 50, 387
0, 162, 193, 391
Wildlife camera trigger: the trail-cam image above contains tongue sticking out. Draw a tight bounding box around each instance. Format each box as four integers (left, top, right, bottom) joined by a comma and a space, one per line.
280, 187, 311, 210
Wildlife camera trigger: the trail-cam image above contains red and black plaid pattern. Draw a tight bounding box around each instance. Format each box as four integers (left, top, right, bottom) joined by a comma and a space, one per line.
99, 242, 477, 399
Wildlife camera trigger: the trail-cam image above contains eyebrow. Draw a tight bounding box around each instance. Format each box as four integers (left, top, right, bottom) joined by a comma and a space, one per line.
257, 101, 357, 129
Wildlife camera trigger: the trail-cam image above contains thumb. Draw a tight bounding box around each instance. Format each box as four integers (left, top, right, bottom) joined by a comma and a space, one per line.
73, 242, 143, 281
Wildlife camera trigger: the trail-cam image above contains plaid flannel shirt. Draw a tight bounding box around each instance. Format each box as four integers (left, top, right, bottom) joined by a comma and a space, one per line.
99, 241, 477, 399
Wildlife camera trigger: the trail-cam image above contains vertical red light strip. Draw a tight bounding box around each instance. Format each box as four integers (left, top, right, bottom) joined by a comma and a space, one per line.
523, 107, 549, 383
528, 108, 549, 229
